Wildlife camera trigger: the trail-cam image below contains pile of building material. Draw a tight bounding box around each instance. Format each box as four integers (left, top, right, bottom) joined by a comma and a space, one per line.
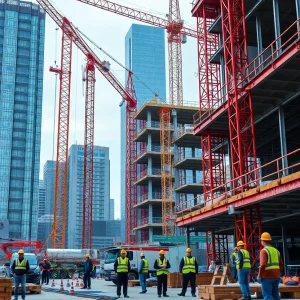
0, 278, 13, 300
168, 272, 213, 288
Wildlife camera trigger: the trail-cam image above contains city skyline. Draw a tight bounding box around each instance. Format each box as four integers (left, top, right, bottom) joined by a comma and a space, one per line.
37, 0, 198, 220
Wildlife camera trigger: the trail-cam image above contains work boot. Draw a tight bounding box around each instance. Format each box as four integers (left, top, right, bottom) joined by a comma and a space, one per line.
124, 296, 129, 298
163, 295, 169, 297
177, 293, 185, 296
192, 295, 197, 297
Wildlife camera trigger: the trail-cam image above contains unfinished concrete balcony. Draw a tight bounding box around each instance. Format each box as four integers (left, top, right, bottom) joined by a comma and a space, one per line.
174, 148, 202, 171
134, 121, 174, 143
173, 124, 200, 148
134, 192, 175, 208
175, 174, 204, 194
134, 145, 174, 165
134, 217, 163, 230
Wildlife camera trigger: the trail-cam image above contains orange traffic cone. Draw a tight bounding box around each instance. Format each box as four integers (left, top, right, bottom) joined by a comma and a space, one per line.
80, 280, 84, 287
69, 282, 75, 294
66, 279, 70, 287
97, 275, 100, 280
75, 279, 79, 287
59, 279, 64, 292
51, 279, 55, 287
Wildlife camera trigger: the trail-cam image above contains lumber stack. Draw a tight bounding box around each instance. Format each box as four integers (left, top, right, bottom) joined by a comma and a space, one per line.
168, 272, 214, 288
0, 278, 13, 300
198, 285, 243, 300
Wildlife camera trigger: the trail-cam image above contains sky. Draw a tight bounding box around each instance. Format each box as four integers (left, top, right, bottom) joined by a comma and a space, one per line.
36, 0, 199, 219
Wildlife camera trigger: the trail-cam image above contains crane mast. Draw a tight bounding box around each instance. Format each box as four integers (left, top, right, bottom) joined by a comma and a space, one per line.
82, 54, 96, 249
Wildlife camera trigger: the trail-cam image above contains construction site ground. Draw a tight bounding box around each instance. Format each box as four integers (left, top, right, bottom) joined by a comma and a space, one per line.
21, 279, 299, 299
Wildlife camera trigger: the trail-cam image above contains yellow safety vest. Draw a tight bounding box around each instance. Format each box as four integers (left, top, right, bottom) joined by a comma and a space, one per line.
117, 257, 129, 273
264, 246, 280, 271
142, 259, 149, 274
236, 249, 251, 269
15, 259, 27, 271
182, 256, 196, 274
156, 258, 169, 276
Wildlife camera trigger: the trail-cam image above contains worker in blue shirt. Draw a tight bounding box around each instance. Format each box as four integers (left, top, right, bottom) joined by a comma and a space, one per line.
138, 253, 148, 294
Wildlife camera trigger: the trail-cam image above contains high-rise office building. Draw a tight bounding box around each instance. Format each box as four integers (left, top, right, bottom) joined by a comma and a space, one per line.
67, 145, 110, 248
38, 180, 45, 217
43, 160, 57, 215
109, 199, 114, 220
120, 24, 166, 241
0, 1, 45, 240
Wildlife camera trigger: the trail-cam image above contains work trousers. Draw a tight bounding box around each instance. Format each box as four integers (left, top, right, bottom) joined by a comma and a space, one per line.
139, 273, 147, 292
117, 273, 128, 296
14, 275, 26, 300
261, 278, 281, 300
157, 274, 168, 296
231, 264, 237, 281
181, 272, 196, 296
42, 270, 50, 284
83, 272, 91, 288
238, 269, 250, 297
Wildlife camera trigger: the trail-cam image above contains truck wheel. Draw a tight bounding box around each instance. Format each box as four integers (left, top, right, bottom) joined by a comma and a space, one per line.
112, 280, 117, 285
128, 272, 137, 280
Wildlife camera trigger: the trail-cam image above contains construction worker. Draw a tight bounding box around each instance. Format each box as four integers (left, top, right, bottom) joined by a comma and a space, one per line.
11, 249, 29, 300
258, 232, 283, 300
154, 250, 171, 298
81, 254, 93, 290
178, 247, 198, 297
236, 241, 251, 300
138, 253, 148, 294
42, 258, 51, 285
231, 247, 239, 281
114, 249, 131, 298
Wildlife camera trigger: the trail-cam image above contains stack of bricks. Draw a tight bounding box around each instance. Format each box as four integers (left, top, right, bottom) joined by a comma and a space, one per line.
0, 278, 13, 300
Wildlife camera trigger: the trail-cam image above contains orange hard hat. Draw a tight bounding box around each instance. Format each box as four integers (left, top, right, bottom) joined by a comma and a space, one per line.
159, 250, 165, 255
186, 248, 192, 253
121, 249, 126, 254
260, 232, 272, 241
237, 241, 245, 247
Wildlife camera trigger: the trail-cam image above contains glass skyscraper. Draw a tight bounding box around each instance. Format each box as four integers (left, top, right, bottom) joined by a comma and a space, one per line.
120, 24, 166, 242
67, 145, 110, 248
43, 160, 57, 215
0, 1, 45, 240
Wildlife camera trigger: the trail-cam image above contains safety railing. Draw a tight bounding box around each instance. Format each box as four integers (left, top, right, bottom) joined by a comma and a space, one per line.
140, 192, 163, 202
143, 97, 199, 108
244, 18, 300, 84
136, 146, 175, 160
174, 148, 202, 164
137, 121, 160, 134
194, 18, 300, 128
138, 217, 163, 226
174, 124, 194, 140
176, 148, 300, 216
177, 173, 203, 188
137, 168, 162, 180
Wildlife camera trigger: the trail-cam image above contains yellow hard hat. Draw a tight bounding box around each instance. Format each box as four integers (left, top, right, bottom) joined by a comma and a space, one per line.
261, 232, 272, 241
86, 254, 90, 257
237, 241, 245, 247
186, 248, 192, 253
18, 249, 24, 254
159, 250, 165, 255
121, 249, 126, 254
140, 253, 145, 257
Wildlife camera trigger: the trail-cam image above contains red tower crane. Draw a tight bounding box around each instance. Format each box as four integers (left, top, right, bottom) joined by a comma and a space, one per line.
37, 0, 138, 247
76, 0, 198, 106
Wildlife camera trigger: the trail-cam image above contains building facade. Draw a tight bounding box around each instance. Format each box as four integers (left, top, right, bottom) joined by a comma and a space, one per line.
67, 145, 110, 248
38, 180, 45, 217
109, 198, 114, 220
121, 24, 166, 241
43, 160, 57, 215
0, 1, 45, 239
92, 220, 121, 248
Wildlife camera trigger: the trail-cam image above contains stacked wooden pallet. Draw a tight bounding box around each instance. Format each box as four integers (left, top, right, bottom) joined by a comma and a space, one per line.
198, 285, 243, 300
168, 272, 214, 288
0, 278, 13, 300
12, 283, 42, 295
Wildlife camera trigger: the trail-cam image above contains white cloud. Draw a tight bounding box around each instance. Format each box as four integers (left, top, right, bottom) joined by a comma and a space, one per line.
37, 0, 199, 219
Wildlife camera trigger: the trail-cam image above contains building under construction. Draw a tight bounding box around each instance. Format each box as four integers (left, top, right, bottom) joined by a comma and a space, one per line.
176, 0, 300, 270
133, 99, 203, 243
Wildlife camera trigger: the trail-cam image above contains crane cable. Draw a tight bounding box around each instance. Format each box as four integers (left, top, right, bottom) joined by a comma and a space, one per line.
75, 26, 159, 98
